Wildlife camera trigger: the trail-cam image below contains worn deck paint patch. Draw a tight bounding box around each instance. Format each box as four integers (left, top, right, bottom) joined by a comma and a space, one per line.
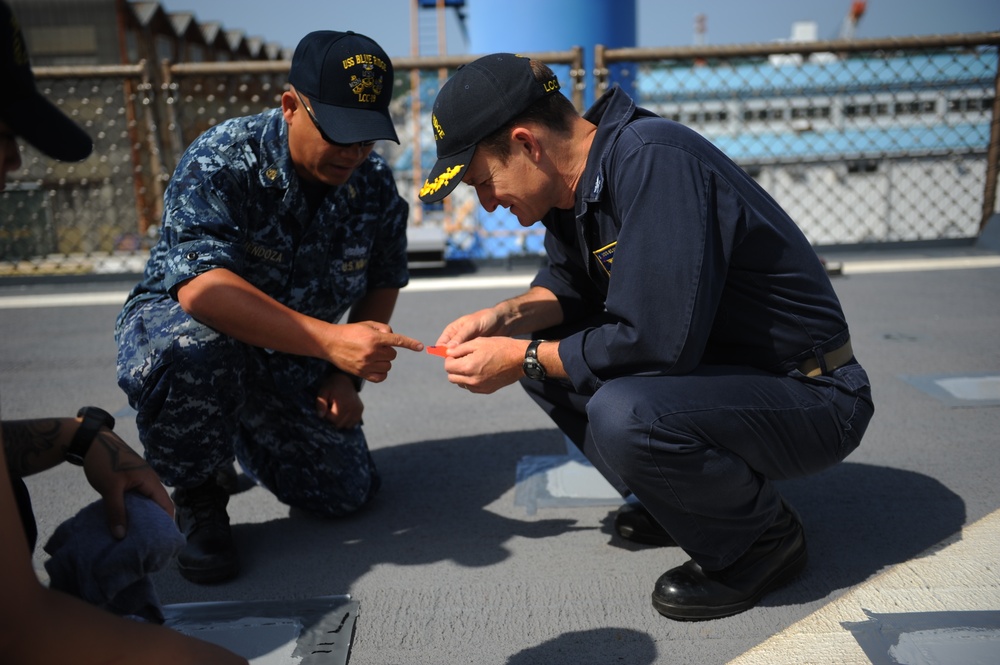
843, 609, 1000, 665
900, 373, 1000, 406
163, 595, 358, 665
514, 437, 622, 515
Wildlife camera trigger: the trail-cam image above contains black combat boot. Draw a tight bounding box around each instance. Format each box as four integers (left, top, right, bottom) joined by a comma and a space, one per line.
172, 478, 239, 584
651, 502, 807, 620
613, 503, 677, 547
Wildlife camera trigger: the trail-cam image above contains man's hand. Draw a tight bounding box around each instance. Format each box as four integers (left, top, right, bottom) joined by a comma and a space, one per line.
316, 372, 364, 429
443, 337, 528, 394
435, 307, 506, 347
327, 321, 424, 382
82, 431, 173, 540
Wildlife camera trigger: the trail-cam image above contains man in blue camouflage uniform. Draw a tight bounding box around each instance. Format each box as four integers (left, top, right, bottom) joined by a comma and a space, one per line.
420, 55, 874, 621
116, 31, 423, 584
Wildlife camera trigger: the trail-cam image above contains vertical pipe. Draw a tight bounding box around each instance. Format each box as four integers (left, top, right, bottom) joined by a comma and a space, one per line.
594, 43, 607, 99
571, 45, 584, 113
981, 49, 1000, 231
410, 0, 423, 226
115, 1, 152, 235
436, 0, 452, 227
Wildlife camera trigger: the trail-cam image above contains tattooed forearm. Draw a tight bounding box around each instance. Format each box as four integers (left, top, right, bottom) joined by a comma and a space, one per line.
92, 430, 150, 473
1, 418, 67, 478
3, 417, 152, 480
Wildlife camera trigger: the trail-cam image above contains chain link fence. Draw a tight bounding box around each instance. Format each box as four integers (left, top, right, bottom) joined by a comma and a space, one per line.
1, 35, 997, 277
597, 33, 1000, 246
1, 62, 159, 275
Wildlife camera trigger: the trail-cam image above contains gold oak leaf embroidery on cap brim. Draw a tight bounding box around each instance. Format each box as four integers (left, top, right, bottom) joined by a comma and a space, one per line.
420, 164, 464, 198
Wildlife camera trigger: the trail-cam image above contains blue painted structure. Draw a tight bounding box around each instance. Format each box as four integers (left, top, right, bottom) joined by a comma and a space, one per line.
636, 52, 996, 163
467, 0, 636, 108
454, 0, 637, 260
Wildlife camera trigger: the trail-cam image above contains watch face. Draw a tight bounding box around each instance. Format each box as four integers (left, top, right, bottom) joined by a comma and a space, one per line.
523, 357, 546, 381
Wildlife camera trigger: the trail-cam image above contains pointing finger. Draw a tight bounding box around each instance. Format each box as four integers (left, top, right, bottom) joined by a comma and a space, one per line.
384, 333, 425, 352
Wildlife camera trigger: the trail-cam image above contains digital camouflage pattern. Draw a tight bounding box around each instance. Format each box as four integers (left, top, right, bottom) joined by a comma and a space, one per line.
115, 108, 407, 515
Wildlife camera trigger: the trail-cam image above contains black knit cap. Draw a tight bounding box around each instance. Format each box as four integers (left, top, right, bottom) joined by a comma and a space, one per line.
0, 0, 92, 161
418, 53, 560, 203
288, 30, 398, 144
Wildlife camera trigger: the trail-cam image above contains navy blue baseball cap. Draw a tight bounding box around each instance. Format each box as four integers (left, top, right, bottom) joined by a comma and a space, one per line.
418, 53, 560, 203
0, 0, 92, 161
288, 30, 398, 144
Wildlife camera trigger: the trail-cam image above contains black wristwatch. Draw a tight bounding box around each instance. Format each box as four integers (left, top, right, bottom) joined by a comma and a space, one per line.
65, 406, 116, 466
523, 339, 548, 381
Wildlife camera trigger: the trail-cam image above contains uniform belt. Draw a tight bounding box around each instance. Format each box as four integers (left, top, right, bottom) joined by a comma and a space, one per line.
797, 339, 854, 377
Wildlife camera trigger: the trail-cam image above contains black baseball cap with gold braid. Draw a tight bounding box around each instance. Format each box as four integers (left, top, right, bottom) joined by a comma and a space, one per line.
418, 53, 560, 204
0, 0, 92, 161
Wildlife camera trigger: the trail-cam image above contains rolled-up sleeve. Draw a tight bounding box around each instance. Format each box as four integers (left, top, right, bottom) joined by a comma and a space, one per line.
161, 238, 243, 294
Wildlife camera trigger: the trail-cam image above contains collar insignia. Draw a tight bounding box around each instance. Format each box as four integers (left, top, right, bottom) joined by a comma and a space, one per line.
592, 241, 616, 276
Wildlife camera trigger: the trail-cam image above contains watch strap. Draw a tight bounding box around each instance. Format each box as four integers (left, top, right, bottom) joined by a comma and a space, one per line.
525, 339, 545, 361
65, 406, 116, 466
523, 339, 548, 381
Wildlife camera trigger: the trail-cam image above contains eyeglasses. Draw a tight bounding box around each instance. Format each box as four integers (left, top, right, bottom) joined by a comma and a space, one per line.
293, 89, 376, 149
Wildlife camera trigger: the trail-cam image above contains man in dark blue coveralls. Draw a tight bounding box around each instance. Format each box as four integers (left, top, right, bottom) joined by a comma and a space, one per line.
420, 54, 874, 620
116, 31, 424, 585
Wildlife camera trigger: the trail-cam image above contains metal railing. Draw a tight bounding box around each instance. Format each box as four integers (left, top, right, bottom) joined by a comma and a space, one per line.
0, 35, 997, 276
